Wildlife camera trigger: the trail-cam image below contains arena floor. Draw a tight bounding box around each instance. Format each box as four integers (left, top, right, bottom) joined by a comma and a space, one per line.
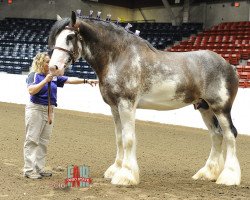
0, 102, 249, 199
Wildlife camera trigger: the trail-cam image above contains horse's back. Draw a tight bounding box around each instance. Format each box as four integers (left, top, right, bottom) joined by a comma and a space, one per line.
153, 49, 238, 92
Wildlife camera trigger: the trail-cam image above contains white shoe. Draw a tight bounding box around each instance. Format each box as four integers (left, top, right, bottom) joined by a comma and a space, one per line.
39, 170, 52, 177
24, 171, 42, 179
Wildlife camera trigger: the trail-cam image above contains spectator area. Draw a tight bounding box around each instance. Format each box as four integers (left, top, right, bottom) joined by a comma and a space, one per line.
121, 22, 203, 49
0, 18, 53, 74
0, 18, 203, 79
1, 18, 249, 87
0, 17, 97, 79
167, 21, 250, 88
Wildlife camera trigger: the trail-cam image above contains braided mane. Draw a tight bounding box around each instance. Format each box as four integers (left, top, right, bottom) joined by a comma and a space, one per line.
48, 12, 157, 52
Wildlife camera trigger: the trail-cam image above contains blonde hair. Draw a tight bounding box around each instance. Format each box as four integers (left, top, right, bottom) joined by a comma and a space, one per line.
30, 52, 49, 74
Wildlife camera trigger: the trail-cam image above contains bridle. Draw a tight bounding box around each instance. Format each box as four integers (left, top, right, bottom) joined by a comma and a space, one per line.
48, 25, 82, 124
52, 46, 77, 65
52, 25, 82, 65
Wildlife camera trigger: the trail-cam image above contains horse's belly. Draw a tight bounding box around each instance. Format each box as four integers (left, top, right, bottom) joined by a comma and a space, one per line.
137, 98, 188, 110
137, 84, 189, 111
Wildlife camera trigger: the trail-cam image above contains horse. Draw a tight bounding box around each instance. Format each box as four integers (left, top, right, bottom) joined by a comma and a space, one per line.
48, 11, 241, 186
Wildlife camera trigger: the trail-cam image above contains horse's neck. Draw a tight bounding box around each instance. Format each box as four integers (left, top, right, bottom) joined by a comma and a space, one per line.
81, 41, 108, 75
79, 20, 142, 80
81, 33, 124, 78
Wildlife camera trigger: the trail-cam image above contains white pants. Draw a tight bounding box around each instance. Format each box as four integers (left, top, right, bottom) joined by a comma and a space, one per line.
23, 102, 54, 173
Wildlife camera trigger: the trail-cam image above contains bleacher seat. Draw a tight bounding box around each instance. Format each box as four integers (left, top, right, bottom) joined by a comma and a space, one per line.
121, 22, 203, 50
239, 80, 250, 88
167, 21, 250, 65
0, 17, 96, 79
167, 21, 250, 88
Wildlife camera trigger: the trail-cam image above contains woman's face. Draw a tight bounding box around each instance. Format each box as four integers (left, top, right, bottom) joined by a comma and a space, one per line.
44, 55, 50, 74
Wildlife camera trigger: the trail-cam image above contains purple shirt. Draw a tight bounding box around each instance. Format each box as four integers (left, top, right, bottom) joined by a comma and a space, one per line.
26, 72, 68, 106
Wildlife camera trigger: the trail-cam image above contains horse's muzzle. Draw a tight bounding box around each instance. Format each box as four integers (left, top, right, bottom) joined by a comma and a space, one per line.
49, 65, 59, 75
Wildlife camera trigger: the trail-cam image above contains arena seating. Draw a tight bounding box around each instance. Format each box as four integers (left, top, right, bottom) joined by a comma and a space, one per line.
168, 21, 250, 64
0, 18, 53, 74
121, 22, 203, 49
237, 65, 250, 88
64, 58, 97, 79
1, 17, 248, 87
0, 18, 202, 79
0, 17, 97, 79
167, 21, 250, 88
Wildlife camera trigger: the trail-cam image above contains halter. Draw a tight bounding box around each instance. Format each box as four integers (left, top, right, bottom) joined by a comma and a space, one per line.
48, 25, 82, 124
52, 46, 77, 65
52, 26, 82, 65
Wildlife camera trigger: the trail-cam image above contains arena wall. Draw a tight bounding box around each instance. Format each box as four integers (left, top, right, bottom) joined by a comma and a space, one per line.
132, 1, 250, 27
0, 0, 133, 21
204, 1, 250, 28
0, 1, 249, 28
0, 73, 249, 136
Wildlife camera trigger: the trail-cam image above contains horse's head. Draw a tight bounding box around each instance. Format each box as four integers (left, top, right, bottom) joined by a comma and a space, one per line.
48, 11, 83, 76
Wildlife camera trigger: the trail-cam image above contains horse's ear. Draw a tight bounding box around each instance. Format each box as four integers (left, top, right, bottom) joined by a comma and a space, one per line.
71, 11, 76, 26
57, 14, 62, 21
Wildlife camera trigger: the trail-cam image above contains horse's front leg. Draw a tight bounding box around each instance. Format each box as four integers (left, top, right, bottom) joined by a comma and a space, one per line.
111, 99, 139, 185
104, 107, 123, 179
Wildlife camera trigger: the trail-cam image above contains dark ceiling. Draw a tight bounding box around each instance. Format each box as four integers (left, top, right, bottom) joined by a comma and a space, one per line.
85, 0, 238, 8
97, 0, 164, 8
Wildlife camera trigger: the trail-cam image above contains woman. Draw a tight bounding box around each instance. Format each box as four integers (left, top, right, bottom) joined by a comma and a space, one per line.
24, 52, 98, 179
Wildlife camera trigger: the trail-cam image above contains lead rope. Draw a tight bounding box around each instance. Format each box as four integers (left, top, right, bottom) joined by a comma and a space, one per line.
48, 82, 52, 124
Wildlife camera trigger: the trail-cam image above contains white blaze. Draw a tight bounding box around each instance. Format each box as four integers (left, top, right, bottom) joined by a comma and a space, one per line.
49, 29, 82, 75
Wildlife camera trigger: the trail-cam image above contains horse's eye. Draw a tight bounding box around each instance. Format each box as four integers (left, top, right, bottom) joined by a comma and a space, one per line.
67, 57, 72, 63
67, 34, 75, 41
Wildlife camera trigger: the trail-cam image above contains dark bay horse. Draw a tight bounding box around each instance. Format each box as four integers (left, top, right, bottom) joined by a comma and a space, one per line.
48, 11, 240, 186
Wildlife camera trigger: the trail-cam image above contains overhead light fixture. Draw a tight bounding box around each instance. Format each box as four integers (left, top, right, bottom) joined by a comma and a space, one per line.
234, 2, 240, 7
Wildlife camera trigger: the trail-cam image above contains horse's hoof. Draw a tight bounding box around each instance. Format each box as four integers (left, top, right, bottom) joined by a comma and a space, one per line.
216, 168, 241, 186
111, 168, 139, 186
104, 164, 121, 179
192, 165, 221, 181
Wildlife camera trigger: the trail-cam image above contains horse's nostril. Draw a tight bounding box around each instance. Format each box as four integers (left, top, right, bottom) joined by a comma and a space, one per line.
54, 65, 58, 70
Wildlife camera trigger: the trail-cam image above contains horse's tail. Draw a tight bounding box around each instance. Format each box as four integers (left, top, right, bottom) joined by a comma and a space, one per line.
231, 64, 237, 72
225, 61, 239, 104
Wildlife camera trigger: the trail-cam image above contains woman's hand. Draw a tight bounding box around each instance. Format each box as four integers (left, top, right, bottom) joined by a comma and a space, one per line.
28, 74, 53, 95
86, 79, 99, 87
44, 74, 53, 83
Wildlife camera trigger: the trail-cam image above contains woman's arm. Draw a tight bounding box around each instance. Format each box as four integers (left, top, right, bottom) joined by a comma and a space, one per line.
28, 74, 53, 95
65, 77, 99, 86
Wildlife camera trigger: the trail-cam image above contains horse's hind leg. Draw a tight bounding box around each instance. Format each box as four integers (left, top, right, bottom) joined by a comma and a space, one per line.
214, 111, 241, 185
111, 99, 139, 185
193, 107, 224, 181
104, 107, 123, 179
